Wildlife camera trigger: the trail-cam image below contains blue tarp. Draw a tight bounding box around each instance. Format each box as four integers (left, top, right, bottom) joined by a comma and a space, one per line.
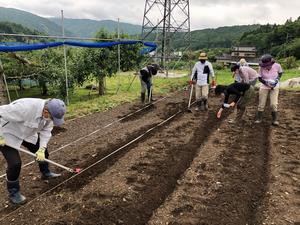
0, 42, 63, 52
0, 40, 157, 54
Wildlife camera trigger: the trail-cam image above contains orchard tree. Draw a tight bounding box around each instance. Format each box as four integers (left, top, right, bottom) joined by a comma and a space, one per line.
118, 34, 145, 72
70, 29, 117, 95
71, 29, 145, 95
71, 45, 117, 95
25, 47, 76, 98
0, 58, 8, 105
0, 52, 33, 91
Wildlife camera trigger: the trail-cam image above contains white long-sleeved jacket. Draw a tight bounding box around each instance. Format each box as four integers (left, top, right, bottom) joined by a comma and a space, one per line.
0, 98, 53, 149
191, 61, 215, 86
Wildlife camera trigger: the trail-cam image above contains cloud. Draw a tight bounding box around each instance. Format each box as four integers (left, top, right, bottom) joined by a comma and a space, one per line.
0, 0, 299, 30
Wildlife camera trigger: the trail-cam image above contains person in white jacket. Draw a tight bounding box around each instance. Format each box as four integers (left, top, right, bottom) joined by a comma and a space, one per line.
190, 52, 215, 110
0, 98, 66, 204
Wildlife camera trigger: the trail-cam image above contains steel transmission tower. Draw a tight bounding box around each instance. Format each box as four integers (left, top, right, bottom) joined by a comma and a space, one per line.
141, 0, 191, 76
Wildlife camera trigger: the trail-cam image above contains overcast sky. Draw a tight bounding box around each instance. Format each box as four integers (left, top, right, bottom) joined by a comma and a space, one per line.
0, 0, 299, 30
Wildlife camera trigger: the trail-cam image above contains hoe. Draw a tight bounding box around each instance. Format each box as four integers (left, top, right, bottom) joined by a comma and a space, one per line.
187, 83, 194, 113
7, 144, 81, 174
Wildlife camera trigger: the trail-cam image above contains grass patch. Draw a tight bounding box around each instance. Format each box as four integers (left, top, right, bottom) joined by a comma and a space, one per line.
6, 68, 299, 119
8, 73, 188, 119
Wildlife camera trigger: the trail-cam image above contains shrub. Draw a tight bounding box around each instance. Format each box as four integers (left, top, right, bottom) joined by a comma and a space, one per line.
212, 62, 224, 70
278, 56, 299, 69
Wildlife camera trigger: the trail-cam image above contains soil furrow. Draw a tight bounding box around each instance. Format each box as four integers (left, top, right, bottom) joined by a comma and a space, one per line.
255, 90, 300, 225
148, 99, 271, 225
0, 90, 298, 225
0, 93, 188, 217
0, 96, 227, 225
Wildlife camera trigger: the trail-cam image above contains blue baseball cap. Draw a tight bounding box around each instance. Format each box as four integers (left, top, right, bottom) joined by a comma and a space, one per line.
47, 99, 66, 126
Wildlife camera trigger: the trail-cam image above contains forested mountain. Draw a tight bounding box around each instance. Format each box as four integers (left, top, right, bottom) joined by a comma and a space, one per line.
1, 6, 298, 58
170, 25, 260, 50
239, 17, 300, 58
0, 21, 41, 41
0, 7, 73, 36
49, 18, 142, 37
191, 24, 260, 49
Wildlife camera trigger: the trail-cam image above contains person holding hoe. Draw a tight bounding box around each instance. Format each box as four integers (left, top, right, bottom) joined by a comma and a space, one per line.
0, 98, 66, 204
190, 52, 215, 111
139, 63, 160, 104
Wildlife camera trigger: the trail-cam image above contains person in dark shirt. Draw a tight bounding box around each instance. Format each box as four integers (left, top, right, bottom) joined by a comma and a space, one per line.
139, 64, 160, 103
215, 83, 250, 118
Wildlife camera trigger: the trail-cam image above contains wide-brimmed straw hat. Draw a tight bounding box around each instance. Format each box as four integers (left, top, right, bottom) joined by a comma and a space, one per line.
199, 52, 208, 60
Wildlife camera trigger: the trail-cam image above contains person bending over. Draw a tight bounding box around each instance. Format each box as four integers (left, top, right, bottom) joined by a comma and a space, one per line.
215, 83, 250, 119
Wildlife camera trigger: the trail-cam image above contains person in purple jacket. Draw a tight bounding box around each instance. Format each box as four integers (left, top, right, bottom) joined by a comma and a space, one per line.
255, 54, 283, 125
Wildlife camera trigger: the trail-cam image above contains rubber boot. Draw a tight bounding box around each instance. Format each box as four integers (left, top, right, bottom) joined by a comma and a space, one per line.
195, 100, 202, 111
147, 90, 155, 102
151, 95, 156, 101
39, 162, 61, 180
255, 111, 263, 123
271, 111, 279, 126
7, 179, 26, 204
203, 99, 208, 110
141, 93, 146, 104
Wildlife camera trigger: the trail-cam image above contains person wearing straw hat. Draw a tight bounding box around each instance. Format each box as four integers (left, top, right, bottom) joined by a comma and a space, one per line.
0, 98, 66, 204
238, 58, 248, 67
190, 52, 215, 110
255, 54, 283, 125
232, 58, 249, 83
139, 64, 160, 104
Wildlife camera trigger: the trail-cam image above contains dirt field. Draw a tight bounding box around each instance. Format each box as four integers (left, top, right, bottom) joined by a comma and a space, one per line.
0, 89, 299, 225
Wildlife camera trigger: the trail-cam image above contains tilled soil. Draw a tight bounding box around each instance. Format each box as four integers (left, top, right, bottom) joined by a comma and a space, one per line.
0, 89, 299, 225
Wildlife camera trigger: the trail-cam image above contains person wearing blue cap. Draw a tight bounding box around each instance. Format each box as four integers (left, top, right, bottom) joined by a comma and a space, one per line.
0, 98, 66, 204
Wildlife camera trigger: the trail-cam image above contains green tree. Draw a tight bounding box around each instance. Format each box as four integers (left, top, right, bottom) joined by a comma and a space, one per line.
239, 18, 300, 59
70, 30, 118, 95
0, 59, 9, 105
70, 29, 145, 95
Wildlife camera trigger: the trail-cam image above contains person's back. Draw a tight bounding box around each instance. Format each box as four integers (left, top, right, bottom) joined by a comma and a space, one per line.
0, 98, 50, 148
239, 66, 258, 85
227, 82, 250, 92
215, 82, 251, 118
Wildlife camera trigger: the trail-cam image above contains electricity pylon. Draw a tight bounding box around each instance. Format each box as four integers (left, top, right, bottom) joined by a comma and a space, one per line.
141, 0, 191, 77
